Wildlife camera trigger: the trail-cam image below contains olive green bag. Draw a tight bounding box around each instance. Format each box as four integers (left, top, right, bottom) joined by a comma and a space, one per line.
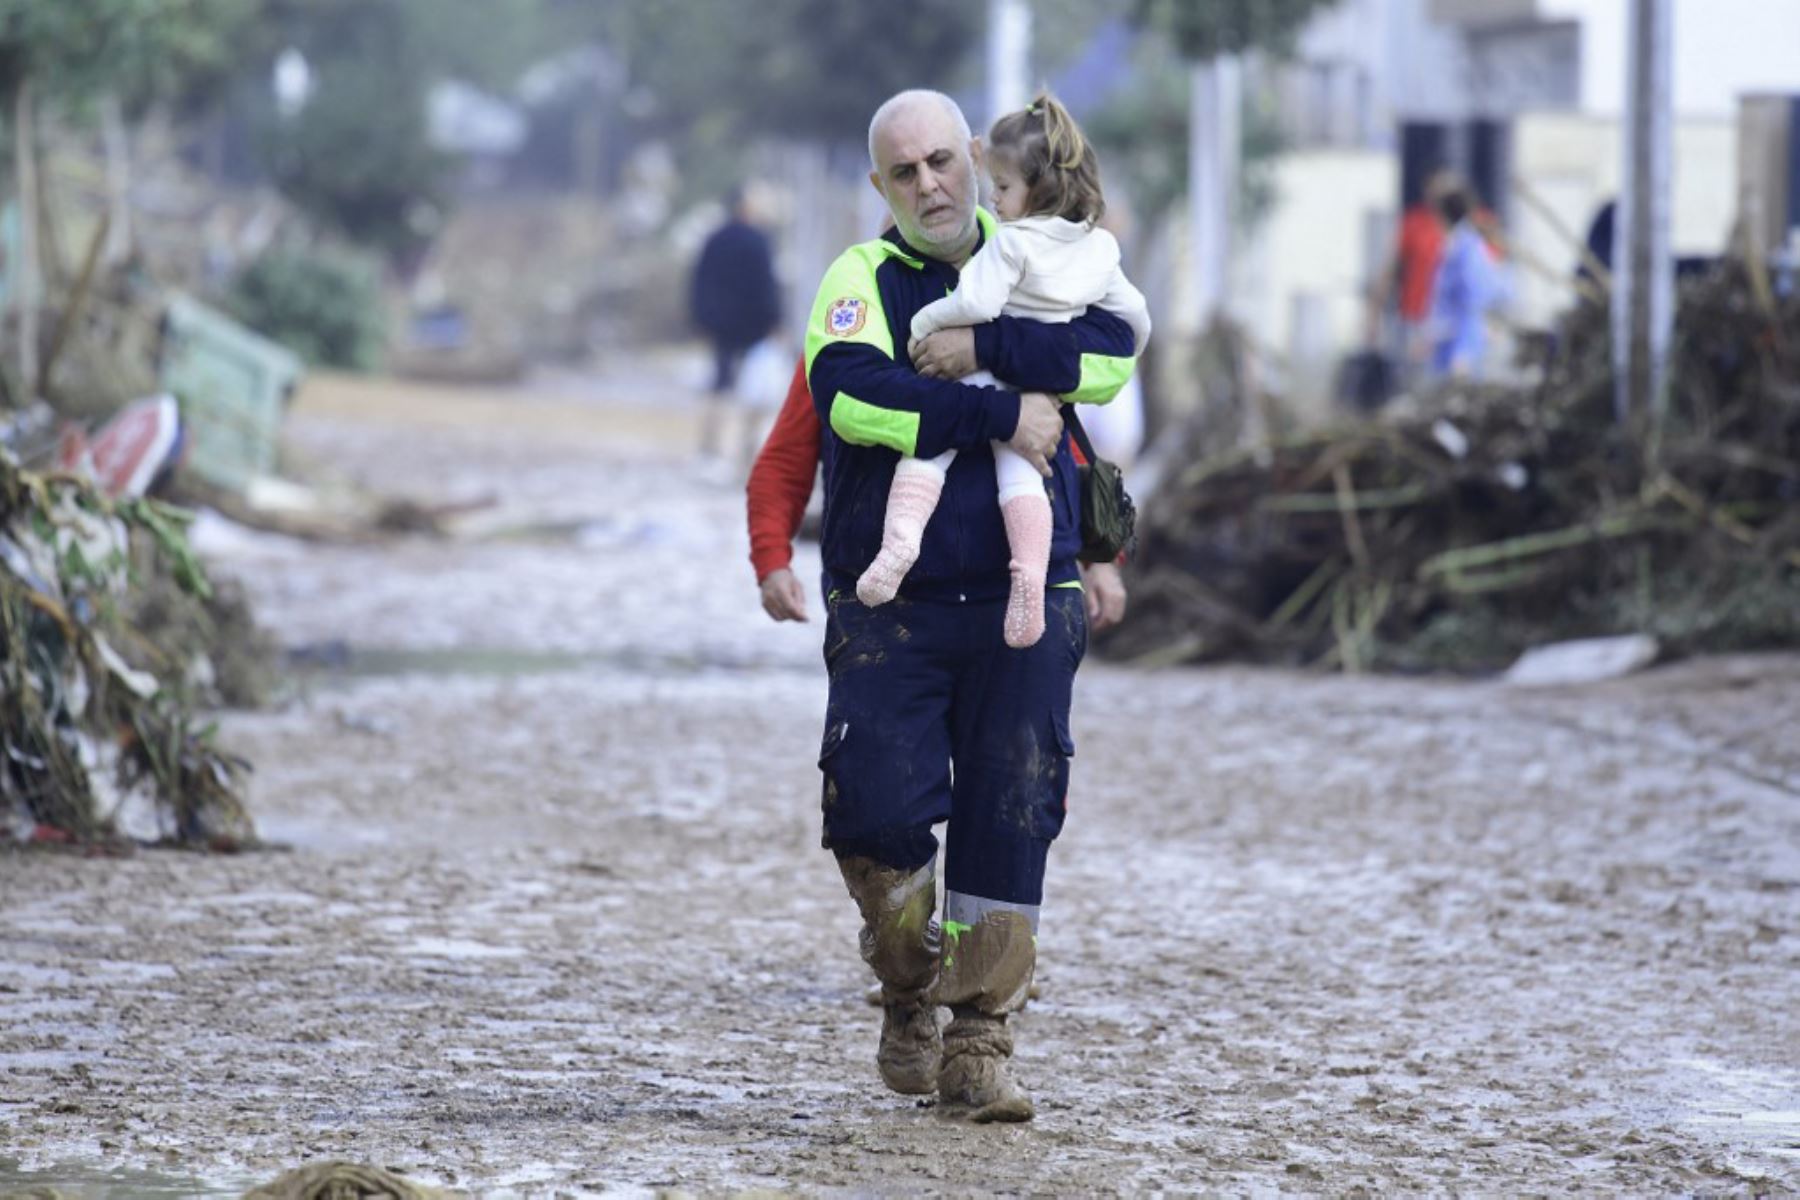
1064, 406, 1138, 564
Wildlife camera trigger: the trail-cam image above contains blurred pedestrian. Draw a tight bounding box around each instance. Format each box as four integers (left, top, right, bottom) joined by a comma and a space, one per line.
805, 88, 1139, 1124
747, 358, 820, 623
1580, 197, 1616, 287
690, 185, 781, 462
1368, 167, 1456, 376
1430, 184, 1507, 379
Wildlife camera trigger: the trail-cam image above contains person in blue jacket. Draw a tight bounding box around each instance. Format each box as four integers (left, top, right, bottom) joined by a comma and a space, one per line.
804, 89, 1139, 1123
1430, 185, 1507, 378
691, 185, 781, 458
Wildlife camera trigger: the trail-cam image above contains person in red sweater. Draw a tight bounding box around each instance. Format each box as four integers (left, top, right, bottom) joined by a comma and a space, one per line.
747, 358, 1127, 628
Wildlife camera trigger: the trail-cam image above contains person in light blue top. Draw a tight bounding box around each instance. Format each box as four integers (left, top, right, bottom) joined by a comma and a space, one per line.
1430, 186, 1506, 378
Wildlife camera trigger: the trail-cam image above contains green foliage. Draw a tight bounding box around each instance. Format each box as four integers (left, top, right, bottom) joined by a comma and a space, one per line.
1132, 0, 1338, 62
246, 1, 445, 255
235, 0, 555, 254
544, 0, 980, 160
1, 453, 253, 844
1085, 35, 1289, 235
1113, 0, 1332, 233
0, 0, 257, 113
224, 244, 387, 370
1084, 37, 1191, 223
736, 0, 982, 144
376, 0, 549, 93
117, 498, 211, 599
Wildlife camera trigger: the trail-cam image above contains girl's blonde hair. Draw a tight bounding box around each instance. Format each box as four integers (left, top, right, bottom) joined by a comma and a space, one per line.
986, 92, 1105, 226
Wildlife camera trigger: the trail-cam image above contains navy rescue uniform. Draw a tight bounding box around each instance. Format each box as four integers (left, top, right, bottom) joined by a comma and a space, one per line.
805, 208, 1136, 1012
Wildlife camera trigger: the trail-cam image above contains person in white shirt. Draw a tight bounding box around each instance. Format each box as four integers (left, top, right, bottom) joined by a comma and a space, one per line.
854, 92, 1152, 648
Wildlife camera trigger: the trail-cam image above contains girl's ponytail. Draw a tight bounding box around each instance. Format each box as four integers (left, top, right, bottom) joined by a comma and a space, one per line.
1036, 94, 1088, 172
990, 92, 1105, 226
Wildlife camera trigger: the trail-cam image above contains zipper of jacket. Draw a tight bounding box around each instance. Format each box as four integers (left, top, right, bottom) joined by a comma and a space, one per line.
938, 274, 970, 598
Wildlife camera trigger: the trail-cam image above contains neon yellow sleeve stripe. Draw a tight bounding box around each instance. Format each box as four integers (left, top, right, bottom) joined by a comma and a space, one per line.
829, 392, 920, 455
805, 243, 896, 374
1065, 352, 1136, 405
1051, 579, 1083, 590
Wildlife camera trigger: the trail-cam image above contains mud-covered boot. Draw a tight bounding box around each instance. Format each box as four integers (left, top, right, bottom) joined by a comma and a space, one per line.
877, 996, 941, 1096
867, 980, 1041, 1007
838, 856, 942, 1095
938, 1007, 1034, 1123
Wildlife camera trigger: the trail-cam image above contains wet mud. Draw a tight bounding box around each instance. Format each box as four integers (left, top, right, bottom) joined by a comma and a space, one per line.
2, 373, 1796, 1194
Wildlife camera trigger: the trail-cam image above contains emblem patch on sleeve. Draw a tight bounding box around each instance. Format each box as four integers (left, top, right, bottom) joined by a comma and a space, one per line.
825, 297, 868, 338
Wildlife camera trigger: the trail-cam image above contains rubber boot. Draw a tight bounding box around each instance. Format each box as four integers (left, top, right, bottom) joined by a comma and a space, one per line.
838, 856, 942, 1095
866, 979, 1040, 1008
999, 492, 1052, 648
935, 906, 1038, 1121
857, 459, 946, 606
939, 1008, 1034, 1123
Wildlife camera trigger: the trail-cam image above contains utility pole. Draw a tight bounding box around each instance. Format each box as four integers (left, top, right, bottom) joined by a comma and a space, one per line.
1187, 55, 1240, 328
12, 80, 40, 395
986, 0, 1032, 129
1613, 0, 1672, 450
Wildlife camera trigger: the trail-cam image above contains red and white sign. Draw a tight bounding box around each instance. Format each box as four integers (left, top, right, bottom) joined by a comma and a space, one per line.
58, 394, 183, 499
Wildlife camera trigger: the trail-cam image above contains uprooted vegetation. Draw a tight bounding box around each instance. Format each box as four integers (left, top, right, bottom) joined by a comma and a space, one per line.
1107, 263, 1800, 671
1, 451, 254, 846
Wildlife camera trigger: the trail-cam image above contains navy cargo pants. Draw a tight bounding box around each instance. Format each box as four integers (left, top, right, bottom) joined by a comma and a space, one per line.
818, 583, 1085, 1014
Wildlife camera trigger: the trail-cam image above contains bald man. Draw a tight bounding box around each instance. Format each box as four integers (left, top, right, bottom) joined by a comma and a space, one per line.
803, 90, 1139, 1122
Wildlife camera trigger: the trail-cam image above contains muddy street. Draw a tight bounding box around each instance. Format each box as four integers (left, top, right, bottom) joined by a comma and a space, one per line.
3, 372, 1798, 1196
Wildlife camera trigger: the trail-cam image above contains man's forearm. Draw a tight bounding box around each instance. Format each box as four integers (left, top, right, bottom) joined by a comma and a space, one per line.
972, 307, 1137, 401
810, 343, 1020, 458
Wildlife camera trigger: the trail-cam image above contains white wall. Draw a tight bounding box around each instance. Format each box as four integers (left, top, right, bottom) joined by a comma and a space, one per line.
1238, 149, 1397, 388
1239, 111, 1737, 384
1507, 111, 1737, 326
1540, 0, 1800, 118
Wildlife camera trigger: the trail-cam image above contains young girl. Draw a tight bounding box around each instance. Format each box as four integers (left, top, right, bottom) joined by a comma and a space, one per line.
855, 94, 1152, 648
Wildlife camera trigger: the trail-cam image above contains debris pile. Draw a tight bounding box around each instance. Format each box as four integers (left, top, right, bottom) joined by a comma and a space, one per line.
242, 1161, 454, 1200
1106, 263, 1800, 671
0, 449, 254, 846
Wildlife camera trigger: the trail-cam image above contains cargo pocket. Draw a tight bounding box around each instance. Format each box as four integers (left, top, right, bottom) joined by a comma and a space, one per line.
1035, 711, 1075, 841
817, 719, 851, 847
822, 603, 849, 671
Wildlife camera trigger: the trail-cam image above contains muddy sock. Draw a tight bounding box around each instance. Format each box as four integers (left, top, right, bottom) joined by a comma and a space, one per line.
858, 460, 946, 606
1000, 493, 1052, 648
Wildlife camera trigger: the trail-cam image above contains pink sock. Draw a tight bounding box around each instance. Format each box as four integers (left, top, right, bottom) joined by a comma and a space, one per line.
1000, 493, 1052, 647
857, 462, 946, 606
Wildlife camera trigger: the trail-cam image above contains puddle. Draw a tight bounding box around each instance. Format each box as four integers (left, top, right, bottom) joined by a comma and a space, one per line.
0, 1159, 252, 1198
1678, 1058, 1800, 1171
399, 937, 526, 960
285, 643, 816, 682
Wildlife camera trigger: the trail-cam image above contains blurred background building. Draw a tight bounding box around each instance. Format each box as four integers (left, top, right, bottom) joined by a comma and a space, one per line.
1236, 0, 1800, 414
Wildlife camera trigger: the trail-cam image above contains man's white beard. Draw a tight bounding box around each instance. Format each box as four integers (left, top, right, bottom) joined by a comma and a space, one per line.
910, 212, 975, 257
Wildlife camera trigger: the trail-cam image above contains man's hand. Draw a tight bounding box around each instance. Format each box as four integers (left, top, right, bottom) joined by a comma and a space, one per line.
759, 567, 809, 622
1081, 560, 1128, 631
908, 328, 978, 380
1008, 392, 1064, 477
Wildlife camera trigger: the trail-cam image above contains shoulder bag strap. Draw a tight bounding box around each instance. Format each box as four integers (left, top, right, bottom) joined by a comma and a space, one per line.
1062, 403, 1100, 465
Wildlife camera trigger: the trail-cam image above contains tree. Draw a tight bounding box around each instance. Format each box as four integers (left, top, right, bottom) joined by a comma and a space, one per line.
0, 0, 259, 391
1129, 0, 1335, 327
541, 0, 981, 180
737, 0, 981, 145
0, 0, 257, 115
1132, 0, 1335, 62
246, 0, 545, 258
